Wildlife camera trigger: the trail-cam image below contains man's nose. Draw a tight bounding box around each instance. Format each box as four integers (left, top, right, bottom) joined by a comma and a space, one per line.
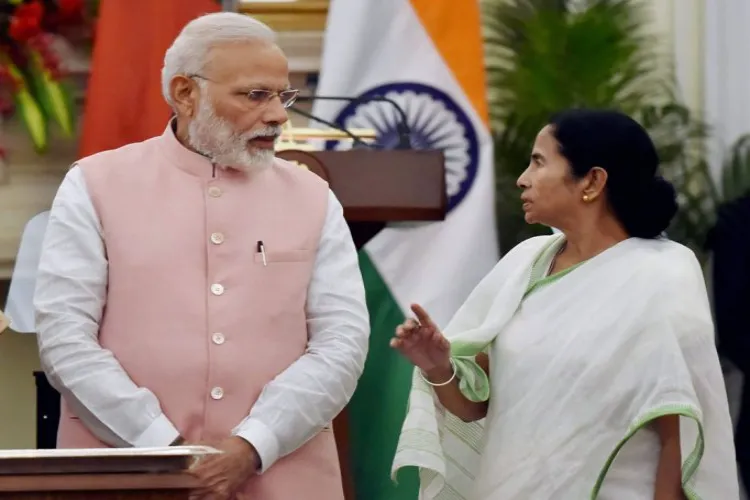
262, 97, 289, 125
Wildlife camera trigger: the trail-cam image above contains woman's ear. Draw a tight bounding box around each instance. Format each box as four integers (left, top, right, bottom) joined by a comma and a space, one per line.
581, 166, 608, 202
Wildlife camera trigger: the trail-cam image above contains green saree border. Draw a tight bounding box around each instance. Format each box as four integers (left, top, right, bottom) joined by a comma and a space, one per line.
590, 404, 704, 500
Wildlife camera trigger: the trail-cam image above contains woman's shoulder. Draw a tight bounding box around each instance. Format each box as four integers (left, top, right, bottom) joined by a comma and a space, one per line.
504, 234, 560, 259
630, 238, 709, 316
631, 237, 702, 279
480, 235, 558, 285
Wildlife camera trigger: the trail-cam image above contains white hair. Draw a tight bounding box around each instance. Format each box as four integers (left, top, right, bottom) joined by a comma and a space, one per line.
161, 12, 276, 107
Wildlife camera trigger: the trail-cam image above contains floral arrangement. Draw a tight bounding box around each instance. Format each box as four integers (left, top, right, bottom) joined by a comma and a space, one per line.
0, 0, 97, 157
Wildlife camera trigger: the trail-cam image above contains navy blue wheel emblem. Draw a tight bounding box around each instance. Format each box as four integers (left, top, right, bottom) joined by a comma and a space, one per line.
326, 82, 480, 213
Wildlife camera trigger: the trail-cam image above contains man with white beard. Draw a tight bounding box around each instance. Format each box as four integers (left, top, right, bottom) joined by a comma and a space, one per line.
33, 12, 369, 500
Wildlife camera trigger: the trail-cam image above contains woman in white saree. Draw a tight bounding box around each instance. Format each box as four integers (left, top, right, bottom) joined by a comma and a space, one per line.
390, 109, 739, 499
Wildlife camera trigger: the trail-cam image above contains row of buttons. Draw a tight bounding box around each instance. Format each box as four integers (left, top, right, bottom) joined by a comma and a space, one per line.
208, 184, 226, 401
209, 185, 225, 295
209, 329, 225, 400
209, 329, 226, 400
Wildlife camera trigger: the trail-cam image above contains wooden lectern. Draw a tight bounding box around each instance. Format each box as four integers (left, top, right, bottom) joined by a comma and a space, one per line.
0, 446, 218, 499
28, 147, 446, 500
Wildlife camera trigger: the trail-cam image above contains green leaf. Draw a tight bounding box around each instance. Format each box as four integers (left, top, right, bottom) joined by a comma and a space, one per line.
26, 50, 76, 137
6, 63, 49, 153
14, 88, 49, 153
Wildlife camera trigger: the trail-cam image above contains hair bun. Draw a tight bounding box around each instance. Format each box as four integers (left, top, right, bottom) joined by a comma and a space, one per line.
618, 176, 678, 239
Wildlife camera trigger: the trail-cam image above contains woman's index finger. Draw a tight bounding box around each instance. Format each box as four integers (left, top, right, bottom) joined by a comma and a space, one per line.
410, 303, 436, 329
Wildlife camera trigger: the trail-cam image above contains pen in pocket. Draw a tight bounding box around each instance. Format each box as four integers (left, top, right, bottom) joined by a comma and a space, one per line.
257, 240, 267, 266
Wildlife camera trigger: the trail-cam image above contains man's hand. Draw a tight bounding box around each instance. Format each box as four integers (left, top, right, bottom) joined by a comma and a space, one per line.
188, 436, 260, 500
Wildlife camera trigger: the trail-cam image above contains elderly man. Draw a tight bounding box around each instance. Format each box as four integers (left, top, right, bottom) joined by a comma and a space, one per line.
34, 12, 369, 500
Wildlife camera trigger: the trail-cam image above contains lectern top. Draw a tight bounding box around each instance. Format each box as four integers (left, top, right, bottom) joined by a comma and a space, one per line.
0, 445, 220, 477
0, 446, 219, 460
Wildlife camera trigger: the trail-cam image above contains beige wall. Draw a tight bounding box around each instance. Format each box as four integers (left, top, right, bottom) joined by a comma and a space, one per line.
0, 118, 71, 450
0, 120, 74, 280
0, 331, 40, 449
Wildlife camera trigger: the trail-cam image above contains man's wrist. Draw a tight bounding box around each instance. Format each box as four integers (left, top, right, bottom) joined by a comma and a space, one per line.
233, 436, 261, 472
232, 419, 280, 474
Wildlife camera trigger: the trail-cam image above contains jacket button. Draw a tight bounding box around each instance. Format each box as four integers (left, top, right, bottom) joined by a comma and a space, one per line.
210, 387, 224, 400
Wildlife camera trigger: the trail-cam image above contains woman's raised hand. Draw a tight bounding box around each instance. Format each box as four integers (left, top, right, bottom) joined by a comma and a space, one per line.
390, 304, 452, 378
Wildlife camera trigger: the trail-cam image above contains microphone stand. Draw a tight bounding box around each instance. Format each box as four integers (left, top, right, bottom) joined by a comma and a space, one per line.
296, 95, 412, 149
288, 106, 375, 149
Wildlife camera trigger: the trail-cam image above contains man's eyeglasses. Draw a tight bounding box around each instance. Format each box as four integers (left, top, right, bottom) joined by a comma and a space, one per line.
188, 74, 299, 109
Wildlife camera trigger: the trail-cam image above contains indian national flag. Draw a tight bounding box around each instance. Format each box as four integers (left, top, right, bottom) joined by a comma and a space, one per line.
313, 1, 498, 498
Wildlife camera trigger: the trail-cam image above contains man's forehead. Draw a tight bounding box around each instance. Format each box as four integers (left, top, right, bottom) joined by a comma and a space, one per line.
232, 77, 291, 90
204, 40, 288, 81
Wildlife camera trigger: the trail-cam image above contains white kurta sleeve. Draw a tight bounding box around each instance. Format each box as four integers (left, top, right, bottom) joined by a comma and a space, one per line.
233, 189, 370, 472
34, 166, 180, 448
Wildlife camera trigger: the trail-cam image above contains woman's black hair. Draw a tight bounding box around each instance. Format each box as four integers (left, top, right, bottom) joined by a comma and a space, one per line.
548, 108, 677, 239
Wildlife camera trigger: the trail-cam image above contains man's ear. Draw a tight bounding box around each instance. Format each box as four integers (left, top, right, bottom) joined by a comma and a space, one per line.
170, 75, 200, 118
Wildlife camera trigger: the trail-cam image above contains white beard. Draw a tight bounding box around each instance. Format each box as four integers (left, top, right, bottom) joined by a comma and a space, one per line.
187, 98, 281, 173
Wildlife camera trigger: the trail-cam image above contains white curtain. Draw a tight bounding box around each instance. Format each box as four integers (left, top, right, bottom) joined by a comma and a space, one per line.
703, 0, 750, 182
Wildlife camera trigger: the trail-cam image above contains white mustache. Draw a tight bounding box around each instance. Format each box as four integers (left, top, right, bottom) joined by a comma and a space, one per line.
245, 126, 282, 140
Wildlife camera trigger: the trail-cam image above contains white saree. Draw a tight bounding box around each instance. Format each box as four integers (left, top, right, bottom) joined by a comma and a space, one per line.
391, 235, 738, 499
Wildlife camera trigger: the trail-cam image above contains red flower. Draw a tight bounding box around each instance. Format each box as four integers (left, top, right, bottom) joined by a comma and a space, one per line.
16, 1, 45, 23
9, 17, 41, 42
9, 1, 44, 42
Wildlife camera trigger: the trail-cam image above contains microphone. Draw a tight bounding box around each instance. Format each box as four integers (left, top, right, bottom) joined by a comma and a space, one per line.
296, 94, 412, 149
288, 105, 374, 149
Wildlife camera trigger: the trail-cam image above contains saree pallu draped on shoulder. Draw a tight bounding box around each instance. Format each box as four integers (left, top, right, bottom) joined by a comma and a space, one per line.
392, 236, 739, 499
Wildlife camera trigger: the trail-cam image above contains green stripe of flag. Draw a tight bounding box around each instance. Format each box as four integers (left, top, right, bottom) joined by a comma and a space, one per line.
348, 251, 419, 500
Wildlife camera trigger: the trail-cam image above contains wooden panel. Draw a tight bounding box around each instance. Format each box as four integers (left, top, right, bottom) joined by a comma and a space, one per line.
239, 0, 328, 31
0, 472, 197, 492
277, 149, 448, 222
0, 492, 187, 500
0, 472, 195, 499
